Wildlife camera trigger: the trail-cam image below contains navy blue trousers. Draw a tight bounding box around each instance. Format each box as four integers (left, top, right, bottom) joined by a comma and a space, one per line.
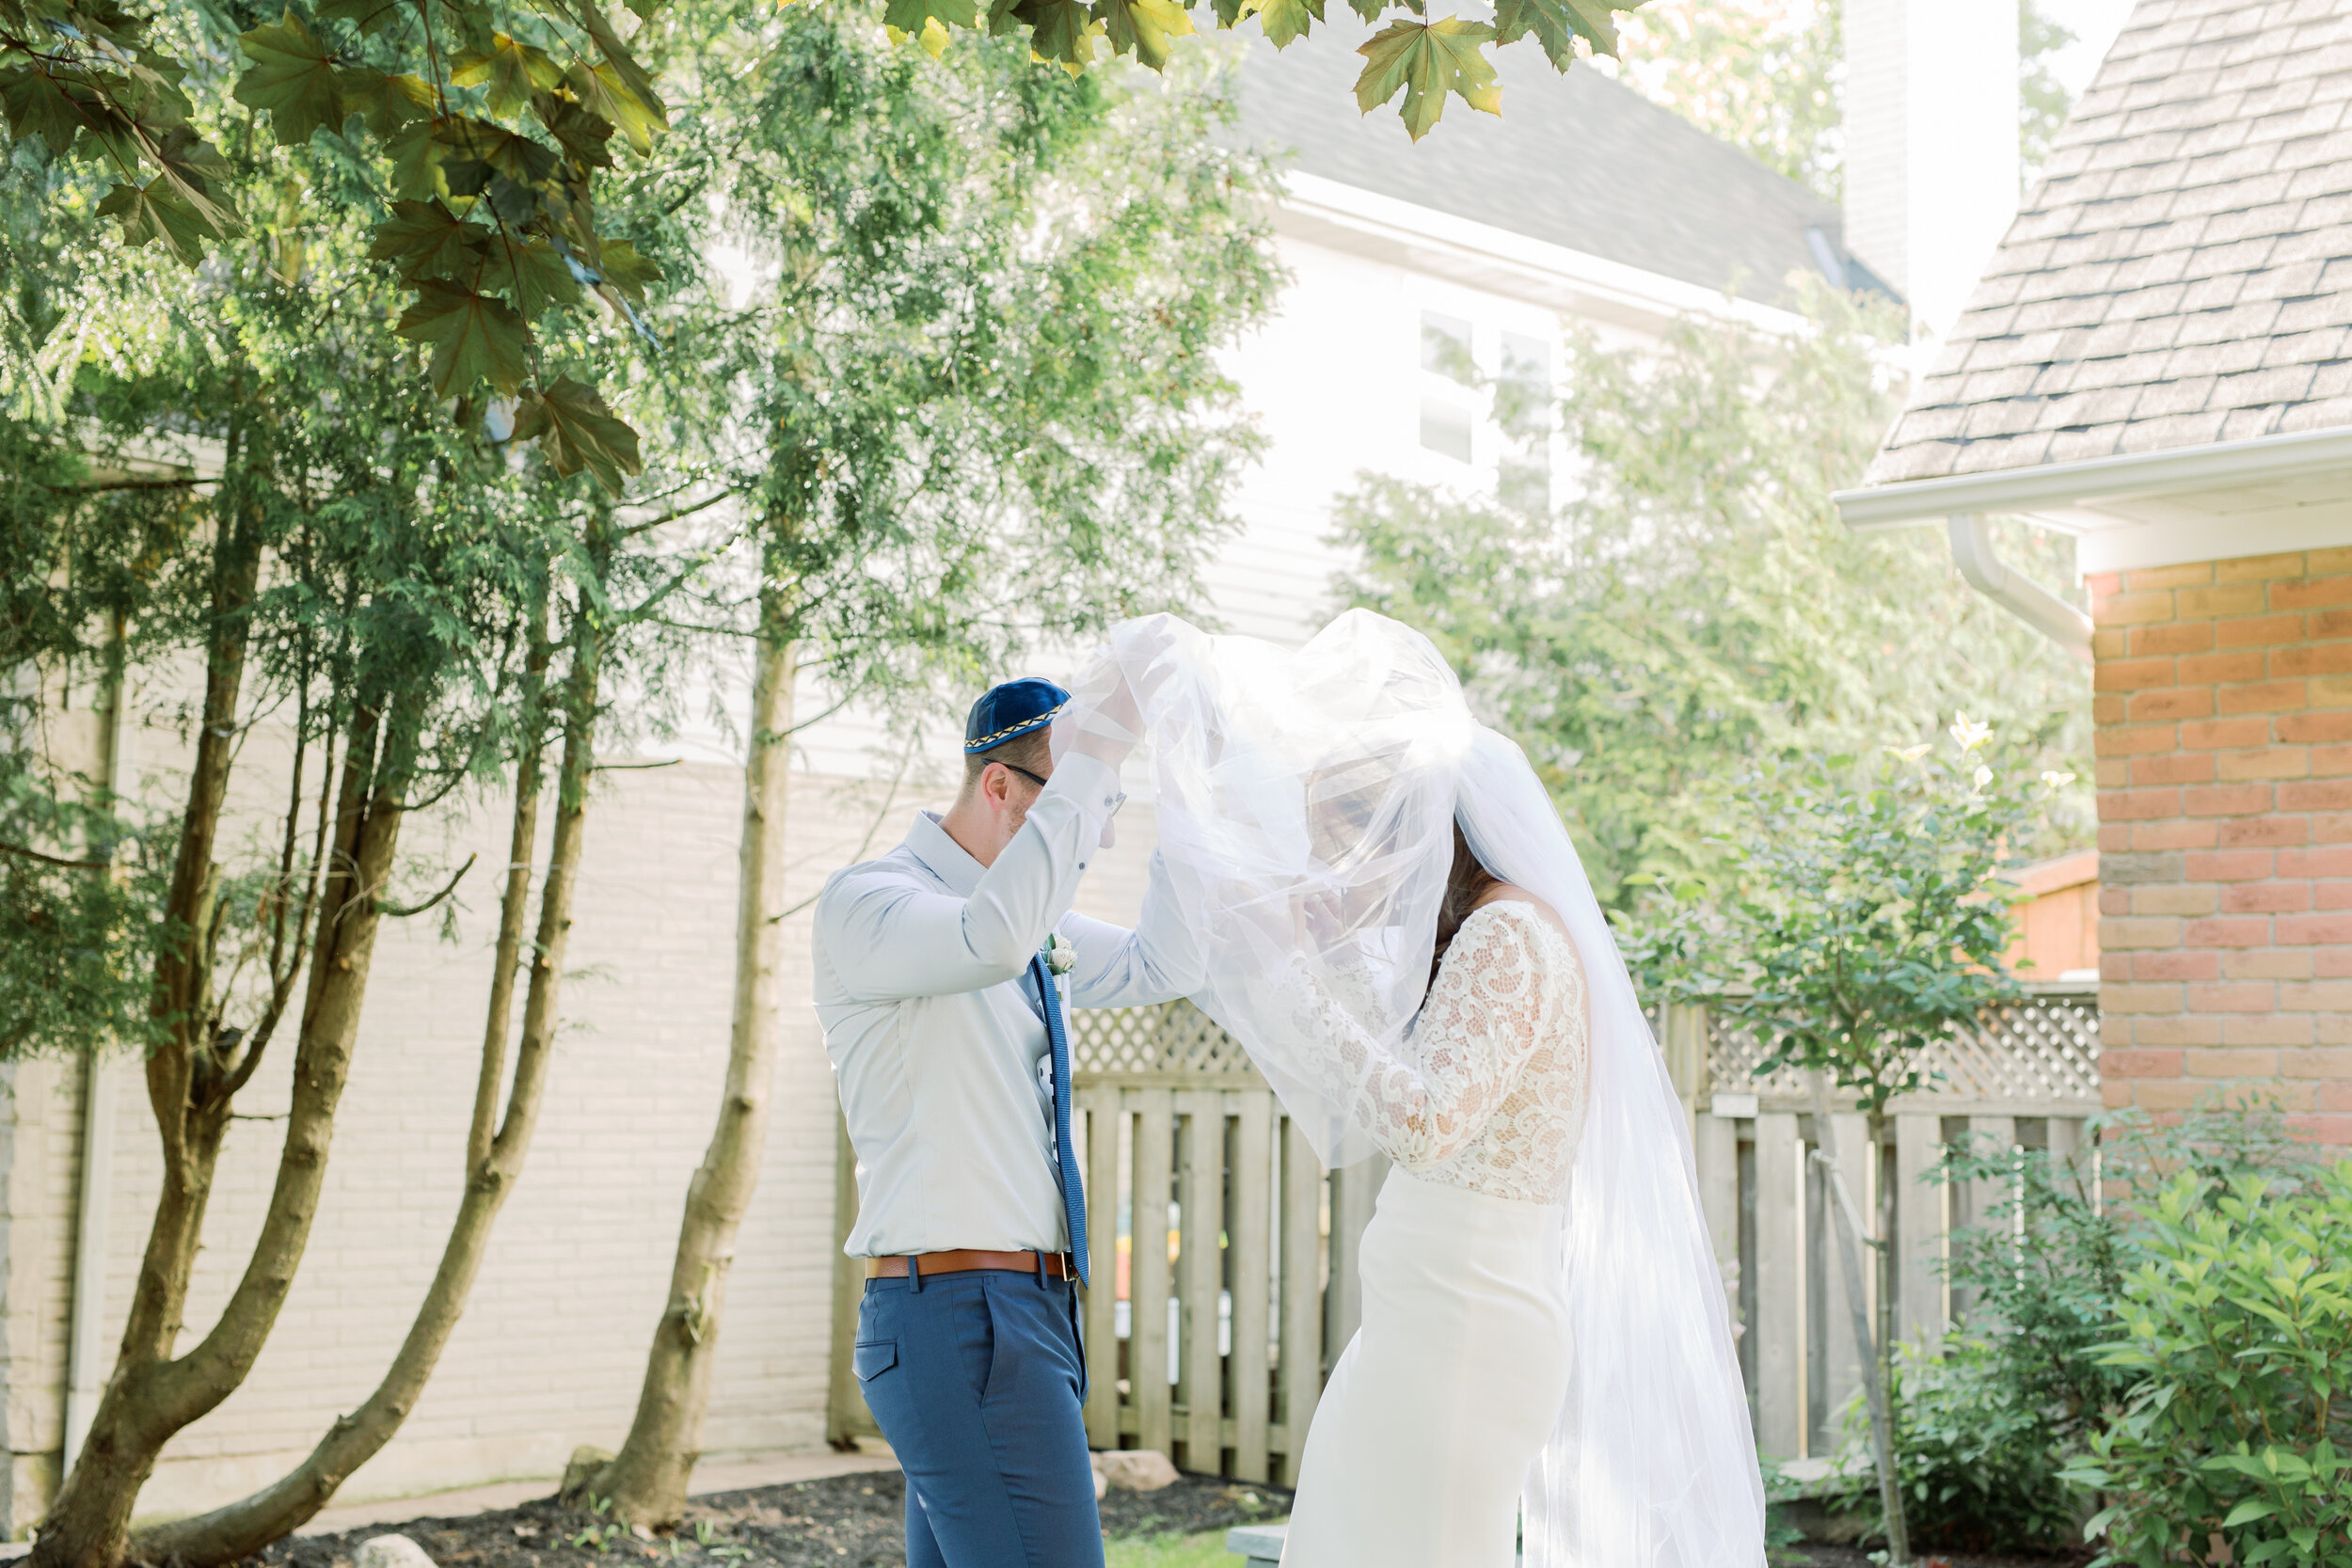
855, 1269, 1103, 1568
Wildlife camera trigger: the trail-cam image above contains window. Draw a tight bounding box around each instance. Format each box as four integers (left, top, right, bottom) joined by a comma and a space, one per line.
1421, 311, 1474, 384
1419, 398, 1474, 464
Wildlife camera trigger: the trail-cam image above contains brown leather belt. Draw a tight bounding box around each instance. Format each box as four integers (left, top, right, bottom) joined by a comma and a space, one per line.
866, 1249, 1075, 1280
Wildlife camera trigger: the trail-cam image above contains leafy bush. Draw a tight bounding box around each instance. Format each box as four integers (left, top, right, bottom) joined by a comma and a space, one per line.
1820, 1101, 2323, 1557
2064, 1165, 2352, 1568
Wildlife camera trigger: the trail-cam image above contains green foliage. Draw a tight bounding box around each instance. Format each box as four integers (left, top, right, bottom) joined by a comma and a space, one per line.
1623, 728, 2049, 1118
0, 0, 1634, 483
2019, 0, 2076, 189
2065, 1167, 2352, 1568
1337, 285, 2091, 911
0, 751, 165, 1060
1824, 1339, 2083, 1555
682, 8, 1279, 706
1608, 0, 1840, 199
1818, 1100, 2326, 1558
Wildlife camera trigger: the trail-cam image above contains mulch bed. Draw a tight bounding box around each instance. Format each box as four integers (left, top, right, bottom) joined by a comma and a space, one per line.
254, 1471, 1293, 1568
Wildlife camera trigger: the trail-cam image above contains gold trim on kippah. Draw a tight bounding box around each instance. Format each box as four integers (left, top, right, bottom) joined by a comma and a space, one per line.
963, 700, 1069, 752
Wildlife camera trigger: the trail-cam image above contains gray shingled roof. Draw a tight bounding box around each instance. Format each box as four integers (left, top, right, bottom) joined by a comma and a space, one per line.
1867, 0, 2352, 486
1232, 31, 1879, 309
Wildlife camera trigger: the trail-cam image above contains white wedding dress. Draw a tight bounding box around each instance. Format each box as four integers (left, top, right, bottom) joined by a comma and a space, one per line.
1279, 902, 1591, 1567
1054, 610, 1765, 1568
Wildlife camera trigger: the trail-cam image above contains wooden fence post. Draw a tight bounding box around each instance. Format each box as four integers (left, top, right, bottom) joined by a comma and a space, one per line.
1134, 1092, 1176, 1455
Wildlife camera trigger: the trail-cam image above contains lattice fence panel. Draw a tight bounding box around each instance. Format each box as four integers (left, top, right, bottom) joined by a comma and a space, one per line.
1705, 987, 2101, 1104
1071, 998, 1261, 1076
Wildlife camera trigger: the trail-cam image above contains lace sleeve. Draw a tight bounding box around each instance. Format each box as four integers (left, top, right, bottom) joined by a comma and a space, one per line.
1284, 905, 1557, 1171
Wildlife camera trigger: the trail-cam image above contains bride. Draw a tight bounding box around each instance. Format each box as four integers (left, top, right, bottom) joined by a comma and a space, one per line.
1054, 610, 1763, 1568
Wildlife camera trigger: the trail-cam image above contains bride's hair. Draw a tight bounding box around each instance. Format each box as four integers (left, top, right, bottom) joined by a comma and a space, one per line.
1429, 820, 1500, 986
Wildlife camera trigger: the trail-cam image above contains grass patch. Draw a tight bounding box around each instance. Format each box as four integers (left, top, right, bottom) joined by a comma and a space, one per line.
1104, 1528, 1235, 1568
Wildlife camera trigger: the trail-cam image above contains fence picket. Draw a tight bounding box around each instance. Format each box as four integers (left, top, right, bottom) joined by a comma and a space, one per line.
1278, 1117, 1324, 1486
1081, 1087, 1122, 1447
1894, 1113, 1946, 1354
1179, 1089, 1226, 1470
1754, 1111, 1803, 1459
1231, 1094, 1274, 1482
1133, 1091, 1176, 1456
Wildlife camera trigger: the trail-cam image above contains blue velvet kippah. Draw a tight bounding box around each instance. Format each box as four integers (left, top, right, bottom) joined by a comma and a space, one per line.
963, 677, 1072, 753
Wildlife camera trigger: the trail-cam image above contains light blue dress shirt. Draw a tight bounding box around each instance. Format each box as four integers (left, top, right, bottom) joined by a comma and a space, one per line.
814, 753, 1204, 1257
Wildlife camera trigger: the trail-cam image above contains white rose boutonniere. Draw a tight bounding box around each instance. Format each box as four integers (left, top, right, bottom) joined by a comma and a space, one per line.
1045, 932, 1076, 975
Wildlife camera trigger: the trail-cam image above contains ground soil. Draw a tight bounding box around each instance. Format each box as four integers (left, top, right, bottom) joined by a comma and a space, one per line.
254, 1471, 1294, 1568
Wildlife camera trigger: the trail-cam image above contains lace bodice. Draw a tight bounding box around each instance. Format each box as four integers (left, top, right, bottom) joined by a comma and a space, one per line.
1290, 901, 1591, 1203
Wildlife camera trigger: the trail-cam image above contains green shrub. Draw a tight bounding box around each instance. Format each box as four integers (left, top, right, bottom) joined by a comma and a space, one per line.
2063, 1165, 2352, 1568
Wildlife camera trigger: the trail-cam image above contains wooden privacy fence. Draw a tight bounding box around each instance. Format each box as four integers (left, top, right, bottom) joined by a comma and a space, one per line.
827, 987, 2101, 1480
1685, 985, 2104, 1462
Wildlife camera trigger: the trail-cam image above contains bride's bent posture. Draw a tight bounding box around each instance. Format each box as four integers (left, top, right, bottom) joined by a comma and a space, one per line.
1279, 837, 1590, 1567
1056, 610, 1764, 1568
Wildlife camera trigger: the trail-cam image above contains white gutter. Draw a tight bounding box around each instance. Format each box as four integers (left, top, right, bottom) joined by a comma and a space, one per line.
1833, 425, 2352, 531
1947, 515, 2092, 659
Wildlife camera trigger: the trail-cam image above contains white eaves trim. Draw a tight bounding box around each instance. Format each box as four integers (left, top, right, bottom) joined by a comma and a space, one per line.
1836, 426, 2352, 531
1277, 169, 1813, 340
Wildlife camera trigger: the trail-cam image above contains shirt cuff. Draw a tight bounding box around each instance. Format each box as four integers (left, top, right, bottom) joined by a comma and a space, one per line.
1045, 752, 1126, 832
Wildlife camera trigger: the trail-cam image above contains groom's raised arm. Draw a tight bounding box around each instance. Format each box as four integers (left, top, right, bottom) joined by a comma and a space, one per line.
818, 752, 1127, 1002
1062, 847, 1206, 1008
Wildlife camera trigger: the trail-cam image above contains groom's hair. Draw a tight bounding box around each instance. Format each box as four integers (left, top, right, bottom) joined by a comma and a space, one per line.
959, 728, 1055, 800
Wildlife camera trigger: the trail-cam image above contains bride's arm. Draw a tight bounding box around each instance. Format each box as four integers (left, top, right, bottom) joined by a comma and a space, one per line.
1282, 907, 1555, 1171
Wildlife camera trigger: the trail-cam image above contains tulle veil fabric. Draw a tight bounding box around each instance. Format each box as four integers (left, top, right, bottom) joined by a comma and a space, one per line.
1055, 610, 1764, 1567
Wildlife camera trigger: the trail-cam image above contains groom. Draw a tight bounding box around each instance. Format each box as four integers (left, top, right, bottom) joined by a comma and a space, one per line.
814, 675, 1201, 1568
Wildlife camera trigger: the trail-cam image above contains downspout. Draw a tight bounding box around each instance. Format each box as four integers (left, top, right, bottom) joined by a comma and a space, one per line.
63, 621, 129, 1485
1947, 514, 2093, 660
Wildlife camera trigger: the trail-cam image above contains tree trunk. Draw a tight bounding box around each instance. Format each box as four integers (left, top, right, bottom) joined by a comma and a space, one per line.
589, 598, 791, 1528
1807, 1074, 1910, 1567
35, 695, 415, 1568
134, 581, 601, 1564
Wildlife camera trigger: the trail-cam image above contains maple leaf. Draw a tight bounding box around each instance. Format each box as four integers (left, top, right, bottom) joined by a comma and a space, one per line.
450, 33, 562, 119
316, 0, 404, 34
96, 178, 213, 263
146, 125, 241, 238
884, 0, 982, 38
1014, 0, 1096, 66
368, 198, 491, 281
1354, 17, 1499, 141
1491, 0, 1577, 69
1241, 0, 1321, 48
340, 68, 434, 135
560, 0, 667, 125
386, 117, 446, 199
396, 279, 532, 398
512, 377, 642, 495
588, 239, 662, 304
234, 12, 347, 147
564, 60, 661, 155
531, 91, 615, 169
1096, 0, 1193, 62
482, 230, 582, 319
1561, 0, 1642, 55
0, 64, 109, 158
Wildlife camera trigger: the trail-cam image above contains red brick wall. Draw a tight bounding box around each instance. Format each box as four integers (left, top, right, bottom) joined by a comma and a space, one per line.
2089, 547, 2352, 1146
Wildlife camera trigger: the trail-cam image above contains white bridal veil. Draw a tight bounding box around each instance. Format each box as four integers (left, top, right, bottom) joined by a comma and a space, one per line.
1056, 610, 1764, 1567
